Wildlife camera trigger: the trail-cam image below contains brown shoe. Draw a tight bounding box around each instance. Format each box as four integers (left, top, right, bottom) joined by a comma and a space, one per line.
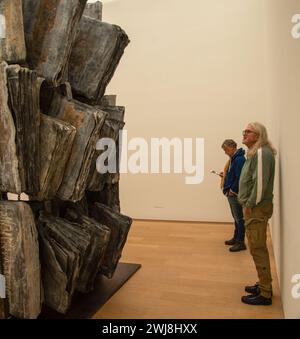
229, 241, 246, 252
225, 238, 236, 246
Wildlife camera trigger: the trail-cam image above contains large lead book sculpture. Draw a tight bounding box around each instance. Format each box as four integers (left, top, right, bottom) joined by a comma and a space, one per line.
0, 1, 132, 319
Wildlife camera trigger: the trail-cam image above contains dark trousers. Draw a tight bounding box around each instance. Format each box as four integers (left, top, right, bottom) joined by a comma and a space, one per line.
227, 196, 245, 242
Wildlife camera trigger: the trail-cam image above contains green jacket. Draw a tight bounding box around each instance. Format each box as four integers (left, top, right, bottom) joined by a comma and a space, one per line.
238, 146, 275, 208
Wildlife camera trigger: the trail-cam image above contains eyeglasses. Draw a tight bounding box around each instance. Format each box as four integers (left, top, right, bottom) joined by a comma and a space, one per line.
242, 130, 258, 136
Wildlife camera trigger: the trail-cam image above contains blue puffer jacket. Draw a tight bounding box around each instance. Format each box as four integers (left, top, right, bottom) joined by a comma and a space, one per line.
223, 148, 246, 195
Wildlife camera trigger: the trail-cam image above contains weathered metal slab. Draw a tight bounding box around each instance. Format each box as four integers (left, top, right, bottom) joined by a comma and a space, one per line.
38, 212, 90, 313
62, 208, 111, 293
0, 62, 21, 194
0, 0, 26, 63
84, 1, 102, 21
48, 95, 107, 202
36, 114, 76, 201
89, 202, 132, 278
6, 64, 40, 195
0, 201, 41, 319
23, 0, 87, 85
69, 17, 129, 104
88, 106, 125, 191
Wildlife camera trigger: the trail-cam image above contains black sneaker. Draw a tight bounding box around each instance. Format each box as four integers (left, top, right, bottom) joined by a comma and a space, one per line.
245, 283, 260, 296
225, 238, 236, 246
229, 241, 246, 252
245, 283, 273, 297
241, 294, 272, 306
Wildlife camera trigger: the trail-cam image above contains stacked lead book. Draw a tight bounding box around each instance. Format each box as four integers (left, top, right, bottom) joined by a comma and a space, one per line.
0, 0, 131, 319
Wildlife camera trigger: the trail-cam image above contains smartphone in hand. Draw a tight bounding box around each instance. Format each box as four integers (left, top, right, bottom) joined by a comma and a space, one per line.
210, 170, 223, 177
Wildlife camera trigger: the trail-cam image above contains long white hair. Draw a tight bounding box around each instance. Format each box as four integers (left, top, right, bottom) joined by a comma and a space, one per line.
247, 122, 277, 158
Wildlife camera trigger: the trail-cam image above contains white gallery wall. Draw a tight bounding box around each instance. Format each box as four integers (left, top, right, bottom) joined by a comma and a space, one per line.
90, 0, 267, 222
263, 0, 300, 319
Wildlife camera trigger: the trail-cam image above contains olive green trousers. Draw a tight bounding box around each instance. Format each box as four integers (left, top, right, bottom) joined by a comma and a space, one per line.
244, 204, 273, 298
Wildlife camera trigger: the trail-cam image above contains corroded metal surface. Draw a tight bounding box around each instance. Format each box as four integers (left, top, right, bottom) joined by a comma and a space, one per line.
0, 201, 41, 319
88, 105, 125, 192
86, 182, 121, 213
0, 0, 26, 63
48, 94, 107, 202
38, 212, 90, 313
0, 62, 21, 194
37, 114, 76, 201
62, 208, 111, 293
23, 0, 87, 85
84, 1, 102, 21
38, 211, 110, 313
100, 95, 117, 107
69, 17, 129, 104
89, 202, 132, 278
6, 64, 40, 195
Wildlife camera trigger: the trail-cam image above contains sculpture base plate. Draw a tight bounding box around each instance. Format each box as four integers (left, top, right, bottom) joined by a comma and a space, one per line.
39, 262, 141, 319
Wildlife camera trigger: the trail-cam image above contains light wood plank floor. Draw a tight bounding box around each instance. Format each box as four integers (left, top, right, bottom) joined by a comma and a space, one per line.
94, 220, 284, 319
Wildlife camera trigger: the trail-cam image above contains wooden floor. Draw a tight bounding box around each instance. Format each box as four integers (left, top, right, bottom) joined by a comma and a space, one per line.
93, 220, 284, 319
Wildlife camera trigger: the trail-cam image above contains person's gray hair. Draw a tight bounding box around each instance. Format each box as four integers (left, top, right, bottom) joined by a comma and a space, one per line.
246, 122, 277, 158
222, 139, 237, 149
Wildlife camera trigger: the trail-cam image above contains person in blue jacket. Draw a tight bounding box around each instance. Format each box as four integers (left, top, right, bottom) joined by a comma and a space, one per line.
221, 139, 246, 252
